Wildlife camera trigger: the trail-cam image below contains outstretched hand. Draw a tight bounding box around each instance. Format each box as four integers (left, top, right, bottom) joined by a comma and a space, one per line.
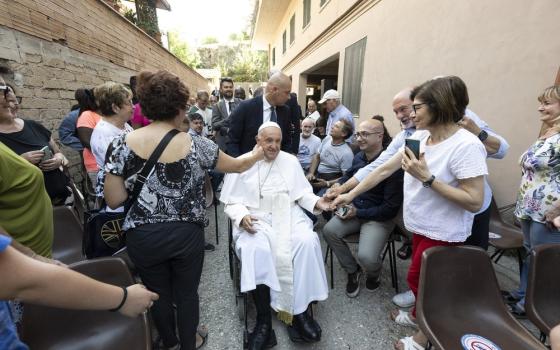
325, 183, 343, 199
315, 196, 332, 212
330, 193, 353, 210
252, 145, 264, 161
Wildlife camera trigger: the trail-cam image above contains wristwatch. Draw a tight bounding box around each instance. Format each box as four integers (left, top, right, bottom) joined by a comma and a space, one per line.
423, 175, 436, 188
477, 130, 489, 142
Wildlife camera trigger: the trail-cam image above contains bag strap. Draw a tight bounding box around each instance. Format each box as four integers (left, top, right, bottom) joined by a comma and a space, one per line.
127, 129, 181, 207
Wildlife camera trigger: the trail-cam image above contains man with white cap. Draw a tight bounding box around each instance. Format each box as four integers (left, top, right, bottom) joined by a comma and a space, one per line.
319, 89, 355, 139
220, 122, 330, 349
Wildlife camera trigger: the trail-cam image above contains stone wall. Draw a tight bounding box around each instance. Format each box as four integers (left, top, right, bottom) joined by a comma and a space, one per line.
0, 0, 210, 189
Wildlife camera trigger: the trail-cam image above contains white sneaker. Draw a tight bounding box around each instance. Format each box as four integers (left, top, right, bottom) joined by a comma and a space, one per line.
392, 290, 415, 308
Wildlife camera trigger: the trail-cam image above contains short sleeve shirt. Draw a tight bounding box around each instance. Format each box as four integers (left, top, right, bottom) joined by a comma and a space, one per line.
76, 111, 102, 172
297, 134, 322, 169
0, 234, 29, 350
317, 136, 354, 174
105, 133, 219, 230
401, 129, 488, 242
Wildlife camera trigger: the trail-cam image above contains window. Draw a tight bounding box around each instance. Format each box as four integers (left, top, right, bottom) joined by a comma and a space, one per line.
272, 47, 276, 66
282, 30, 287, 53
290, 14, 295, 44
342, 37, 367, 115
303, 0, 311, 27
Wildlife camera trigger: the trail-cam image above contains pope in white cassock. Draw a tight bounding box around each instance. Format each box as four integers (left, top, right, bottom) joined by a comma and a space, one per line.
220, 122, 330, 349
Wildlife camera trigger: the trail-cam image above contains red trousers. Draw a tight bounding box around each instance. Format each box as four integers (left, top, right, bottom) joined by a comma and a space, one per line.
408, 233, 461, 317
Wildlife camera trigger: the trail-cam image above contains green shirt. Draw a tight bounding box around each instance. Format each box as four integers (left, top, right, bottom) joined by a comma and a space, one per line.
0, 141, 53, 257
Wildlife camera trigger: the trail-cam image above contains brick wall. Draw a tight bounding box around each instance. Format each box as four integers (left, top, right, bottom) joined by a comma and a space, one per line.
0, 0, 209, 188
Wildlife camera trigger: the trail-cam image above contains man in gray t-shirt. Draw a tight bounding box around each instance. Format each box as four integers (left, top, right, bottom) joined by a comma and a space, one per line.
306, 120, 354, 194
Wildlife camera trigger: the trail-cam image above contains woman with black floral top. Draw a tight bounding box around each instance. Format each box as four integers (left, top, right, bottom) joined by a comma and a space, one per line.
104, 70, 263, 350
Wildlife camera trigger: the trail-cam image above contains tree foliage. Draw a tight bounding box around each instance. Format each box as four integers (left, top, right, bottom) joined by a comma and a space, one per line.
168, 31, 201, 68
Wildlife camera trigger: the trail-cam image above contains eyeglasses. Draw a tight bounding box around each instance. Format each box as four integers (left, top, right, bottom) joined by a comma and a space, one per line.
412, 103, 429, 114
0, 86, 21, 104
356, 131, 382, 139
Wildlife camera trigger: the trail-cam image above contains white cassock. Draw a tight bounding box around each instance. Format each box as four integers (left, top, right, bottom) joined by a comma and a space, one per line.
220, 151, 328, 317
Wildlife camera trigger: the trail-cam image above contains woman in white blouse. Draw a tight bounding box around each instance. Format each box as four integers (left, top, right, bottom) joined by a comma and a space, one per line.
332, 76, 487, 350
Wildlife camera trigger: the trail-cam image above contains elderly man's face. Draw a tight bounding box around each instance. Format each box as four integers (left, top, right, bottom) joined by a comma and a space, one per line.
307, 100, 317, 114
197, 96, 209, 110
325, 99, 338, 112
301, 119, 314, 138
392, 95, 414, 129
257, 127, 282, 160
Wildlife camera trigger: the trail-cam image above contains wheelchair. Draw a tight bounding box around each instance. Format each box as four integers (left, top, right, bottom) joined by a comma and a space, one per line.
228, 219, 250, 348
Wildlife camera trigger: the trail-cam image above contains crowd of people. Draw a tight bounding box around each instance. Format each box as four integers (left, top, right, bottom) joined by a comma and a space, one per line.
0, 59, 559, 350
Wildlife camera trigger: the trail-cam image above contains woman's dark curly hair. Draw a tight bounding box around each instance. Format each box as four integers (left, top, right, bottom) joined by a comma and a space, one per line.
136, 70, 189, 121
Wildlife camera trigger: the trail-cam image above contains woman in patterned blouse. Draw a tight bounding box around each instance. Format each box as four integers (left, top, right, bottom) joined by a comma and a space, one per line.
103, 70, 263, 350
508, 85, 560, 317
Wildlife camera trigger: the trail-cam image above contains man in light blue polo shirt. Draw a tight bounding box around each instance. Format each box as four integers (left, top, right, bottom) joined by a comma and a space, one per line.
319, 89, 355, 141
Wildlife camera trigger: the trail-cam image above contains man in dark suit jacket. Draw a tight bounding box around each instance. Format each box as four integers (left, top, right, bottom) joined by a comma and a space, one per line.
212, 77, 241, 151
287, 92, 302, 154
227, 72, 295, 157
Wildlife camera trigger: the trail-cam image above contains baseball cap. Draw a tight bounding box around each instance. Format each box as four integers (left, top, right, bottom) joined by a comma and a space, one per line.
318, 89, 340, 104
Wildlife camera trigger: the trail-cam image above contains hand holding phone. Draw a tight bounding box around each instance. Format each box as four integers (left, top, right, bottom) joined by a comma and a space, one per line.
405, 138, 420, 159
336, 206, 349, 217
40, 146, 53, 163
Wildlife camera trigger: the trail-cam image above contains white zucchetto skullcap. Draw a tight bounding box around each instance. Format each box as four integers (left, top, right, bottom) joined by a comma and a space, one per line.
258, 121, 281, 134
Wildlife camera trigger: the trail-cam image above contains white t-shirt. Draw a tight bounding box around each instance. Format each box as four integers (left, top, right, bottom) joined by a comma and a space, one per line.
402, 129, 488, 242
317, 136, 354, 174
297, 134, 321, 169
91, 120, 133, 168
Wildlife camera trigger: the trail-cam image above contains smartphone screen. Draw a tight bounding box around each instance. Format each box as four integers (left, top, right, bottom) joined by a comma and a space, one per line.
405, 138, 420, 159
40, 146, 53, 162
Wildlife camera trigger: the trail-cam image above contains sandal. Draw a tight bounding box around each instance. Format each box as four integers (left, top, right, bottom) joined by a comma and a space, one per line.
394, 336, 425, 350
196, 325, 209, 349
391, 309, 418, 328
397, 244, 412, 260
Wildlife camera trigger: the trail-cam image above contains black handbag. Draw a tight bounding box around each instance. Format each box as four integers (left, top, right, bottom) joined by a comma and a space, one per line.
83, 129, 180, 258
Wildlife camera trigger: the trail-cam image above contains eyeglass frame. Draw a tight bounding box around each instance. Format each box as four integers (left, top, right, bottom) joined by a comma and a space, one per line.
411, 102, 429, 114
355, 131, 383, 139
0, 86, 21, 104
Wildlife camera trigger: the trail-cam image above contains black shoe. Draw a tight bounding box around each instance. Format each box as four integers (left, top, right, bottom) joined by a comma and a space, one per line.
248, 322, 277, 350
290, 312, 321, 343
365, 276, 380, 292
204, 242, 215, 252
501, 290, 521, 305
397, 243, 412, 260
507, 303, 526, 319
346, 268, 362, 298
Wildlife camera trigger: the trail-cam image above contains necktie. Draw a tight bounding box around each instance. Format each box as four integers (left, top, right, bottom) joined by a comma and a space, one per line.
228, 101, 234, 115
270, 106, 277, 122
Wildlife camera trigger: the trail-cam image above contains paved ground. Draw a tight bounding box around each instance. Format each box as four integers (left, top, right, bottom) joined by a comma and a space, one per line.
197, 203, 537, 350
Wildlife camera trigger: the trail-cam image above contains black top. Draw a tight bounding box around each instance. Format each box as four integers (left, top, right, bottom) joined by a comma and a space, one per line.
0, 119, 51, 154
339, 150, 404, 221
227, 96, 294, 157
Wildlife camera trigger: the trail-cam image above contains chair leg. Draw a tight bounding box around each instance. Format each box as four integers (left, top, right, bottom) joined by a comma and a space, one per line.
516, 248, 524, 275
330, 246, 334, 290
390, 239, 399, 294
214, 204, 219, 245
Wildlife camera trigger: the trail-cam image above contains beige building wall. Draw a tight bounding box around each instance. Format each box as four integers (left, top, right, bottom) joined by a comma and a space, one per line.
254, 0, 560, 206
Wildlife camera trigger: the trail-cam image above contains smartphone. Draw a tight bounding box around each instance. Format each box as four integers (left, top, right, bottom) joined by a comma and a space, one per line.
405, 138, 420, 159
40, 145, 53, 163
336, 206, 349, 217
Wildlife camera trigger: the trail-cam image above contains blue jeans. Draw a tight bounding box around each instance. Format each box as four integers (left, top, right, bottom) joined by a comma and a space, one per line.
511, 219, 560, 308
0, 301, 28, 350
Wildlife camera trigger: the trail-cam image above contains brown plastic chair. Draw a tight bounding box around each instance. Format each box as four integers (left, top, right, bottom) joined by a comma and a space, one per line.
52, 205, 85, 264
21, 257, 152, 350
416, 245, 545, 350
525, 243, 560, 343
488, 197, 524, 273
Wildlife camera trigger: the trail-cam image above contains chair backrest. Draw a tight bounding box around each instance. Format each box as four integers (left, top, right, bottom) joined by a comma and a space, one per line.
21, 257, 152, 350
526, 243, 560, 334
416, 245, 545, 350
52, 206, 85, 264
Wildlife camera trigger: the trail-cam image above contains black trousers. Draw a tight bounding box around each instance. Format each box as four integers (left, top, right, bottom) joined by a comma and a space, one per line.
465, 204, 491, 250
126, 221, 205, 350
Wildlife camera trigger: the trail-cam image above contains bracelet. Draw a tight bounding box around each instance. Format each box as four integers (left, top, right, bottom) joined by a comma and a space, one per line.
109, 287, 128, 312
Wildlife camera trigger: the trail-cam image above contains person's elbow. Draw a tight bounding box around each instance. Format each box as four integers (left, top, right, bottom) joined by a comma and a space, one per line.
466, 193, 484, 213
